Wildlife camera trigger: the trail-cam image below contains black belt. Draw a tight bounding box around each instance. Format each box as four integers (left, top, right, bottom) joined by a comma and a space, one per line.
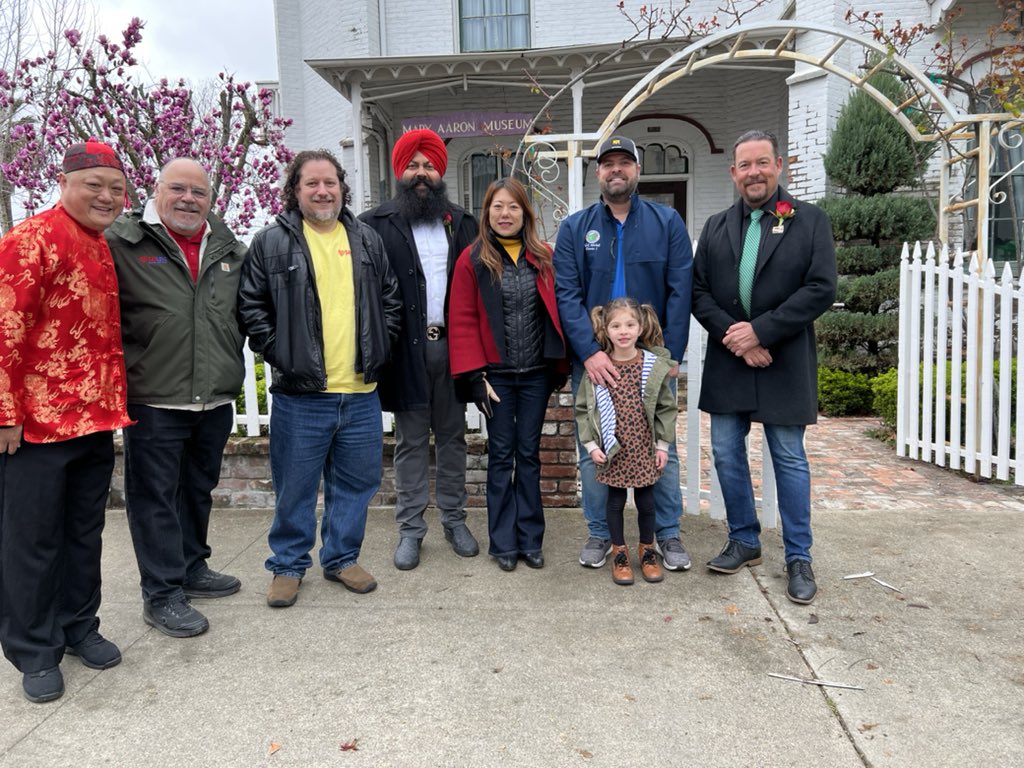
426, 325, 446, 341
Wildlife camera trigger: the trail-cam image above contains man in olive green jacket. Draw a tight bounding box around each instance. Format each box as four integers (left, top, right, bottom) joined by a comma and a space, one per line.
106, 158, 247, 639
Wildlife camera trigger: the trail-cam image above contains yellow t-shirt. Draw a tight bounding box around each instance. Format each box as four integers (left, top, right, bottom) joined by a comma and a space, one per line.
303, 221, 375, 394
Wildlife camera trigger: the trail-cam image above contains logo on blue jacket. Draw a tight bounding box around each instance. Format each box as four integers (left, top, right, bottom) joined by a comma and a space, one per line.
584, 229, 601, 250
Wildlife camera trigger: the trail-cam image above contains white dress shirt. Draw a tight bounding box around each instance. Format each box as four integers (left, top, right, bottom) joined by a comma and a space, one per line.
411, 220, 449, 327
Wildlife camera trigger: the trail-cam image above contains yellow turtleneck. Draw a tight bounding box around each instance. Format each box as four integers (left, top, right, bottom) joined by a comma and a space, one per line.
497, 235, 522, 265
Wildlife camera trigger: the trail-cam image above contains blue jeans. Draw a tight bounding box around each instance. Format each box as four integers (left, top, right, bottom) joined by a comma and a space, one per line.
484, 370, 549, 557
571, 362, 682, 541
267, 391, 383, 577
709, 412, 812, 563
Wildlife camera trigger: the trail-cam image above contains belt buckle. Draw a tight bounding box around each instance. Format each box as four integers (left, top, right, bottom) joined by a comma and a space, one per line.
426, 326, 441, 341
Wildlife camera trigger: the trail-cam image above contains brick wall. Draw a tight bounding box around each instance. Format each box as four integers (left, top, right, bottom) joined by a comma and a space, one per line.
108, 387, 582, 510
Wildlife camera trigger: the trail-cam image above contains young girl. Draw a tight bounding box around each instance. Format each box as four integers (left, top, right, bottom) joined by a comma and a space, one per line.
574, 298, 678, 585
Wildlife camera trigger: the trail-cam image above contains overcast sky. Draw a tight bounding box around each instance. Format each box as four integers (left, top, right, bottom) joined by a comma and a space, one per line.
91, 0, 278, 86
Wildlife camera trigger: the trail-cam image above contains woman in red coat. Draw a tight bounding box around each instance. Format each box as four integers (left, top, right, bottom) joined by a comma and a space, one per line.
448, 178, 567, 572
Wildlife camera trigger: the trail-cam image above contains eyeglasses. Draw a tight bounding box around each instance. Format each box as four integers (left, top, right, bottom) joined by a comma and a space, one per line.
162, 182, 210, 199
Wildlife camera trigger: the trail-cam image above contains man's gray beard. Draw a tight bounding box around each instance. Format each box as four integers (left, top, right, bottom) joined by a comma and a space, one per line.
393, 178, 450, 223
300, 201, 342, 225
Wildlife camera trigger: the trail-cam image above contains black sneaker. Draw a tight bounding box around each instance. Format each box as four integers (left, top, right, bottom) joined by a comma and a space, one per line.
183, 565, 241, 599
66, 629, 122, 669
23, 667, 64, 703
143, 597, 210, 638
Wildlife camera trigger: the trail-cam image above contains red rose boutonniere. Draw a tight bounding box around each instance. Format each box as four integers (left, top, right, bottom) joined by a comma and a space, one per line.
772, 201, 795, 227
442, 210, 453, 237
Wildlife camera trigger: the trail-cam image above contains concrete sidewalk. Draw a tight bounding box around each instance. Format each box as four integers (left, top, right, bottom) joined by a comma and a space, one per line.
3, 464, 1023, 767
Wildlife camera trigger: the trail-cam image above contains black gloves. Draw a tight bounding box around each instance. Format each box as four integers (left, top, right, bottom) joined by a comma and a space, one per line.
454, 370, 500, 418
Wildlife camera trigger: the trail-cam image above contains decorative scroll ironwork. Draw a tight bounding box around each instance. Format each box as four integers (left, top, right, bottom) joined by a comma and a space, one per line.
988, 123, 1024, 206
516, 139, 570, 234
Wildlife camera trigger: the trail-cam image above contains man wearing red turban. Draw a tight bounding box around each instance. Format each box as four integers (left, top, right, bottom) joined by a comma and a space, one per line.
390, 129, 449, 179
360, 129, 480, 571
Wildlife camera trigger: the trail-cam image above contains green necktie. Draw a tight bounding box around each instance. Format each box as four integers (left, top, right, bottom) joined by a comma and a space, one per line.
738, 208, 763, 316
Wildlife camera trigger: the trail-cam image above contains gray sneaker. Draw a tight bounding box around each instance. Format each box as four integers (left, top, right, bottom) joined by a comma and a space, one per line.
656, 537, 692, 571
394, 537, 422, 570
579, 536, 612, 568
444, 524, 480, 557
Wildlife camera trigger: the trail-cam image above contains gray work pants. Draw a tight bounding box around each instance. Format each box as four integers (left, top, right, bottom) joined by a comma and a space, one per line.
393, 338, 468, 538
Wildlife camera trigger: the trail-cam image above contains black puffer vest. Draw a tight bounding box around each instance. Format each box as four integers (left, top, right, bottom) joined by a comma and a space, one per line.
493, 251, 545, 373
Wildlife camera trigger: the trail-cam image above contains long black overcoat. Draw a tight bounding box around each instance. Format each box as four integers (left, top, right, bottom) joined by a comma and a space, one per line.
358, 200, 477, 412
692, 188, 837, 425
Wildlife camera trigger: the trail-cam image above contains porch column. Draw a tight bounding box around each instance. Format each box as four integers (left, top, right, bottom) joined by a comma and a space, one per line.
351, 81, 366, 210
568, 69, 585, 213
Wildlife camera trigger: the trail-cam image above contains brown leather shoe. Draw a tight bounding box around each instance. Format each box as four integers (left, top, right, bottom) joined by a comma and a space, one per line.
324, 564, 378, 594
638, 543, 664, 583
266, 575, 301, 608
610, 545, 634, 586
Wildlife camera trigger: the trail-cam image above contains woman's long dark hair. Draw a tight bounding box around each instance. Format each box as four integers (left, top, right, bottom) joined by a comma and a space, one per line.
475, 177, 552, 282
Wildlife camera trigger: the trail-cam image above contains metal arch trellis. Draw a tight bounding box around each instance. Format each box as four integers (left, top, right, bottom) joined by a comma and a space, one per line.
511, 20, 1020, 269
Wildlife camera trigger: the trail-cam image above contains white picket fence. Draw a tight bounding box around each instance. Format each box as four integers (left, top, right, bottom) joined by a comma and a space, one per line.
234, 346, 489, 437
232, 321, 780, 525
897, 241, 1023, 484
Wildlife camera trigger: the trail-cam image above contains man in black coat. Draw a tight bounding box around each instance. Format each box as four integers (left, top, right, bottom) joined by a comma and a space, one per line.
692, 130, 837, 604
359, 130, 480, 571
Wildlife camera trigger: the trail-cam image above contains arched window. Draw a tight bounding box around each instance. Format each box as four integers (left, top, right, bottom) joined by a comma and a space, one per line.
464, 152, 504, 218
637, 142, 689, 175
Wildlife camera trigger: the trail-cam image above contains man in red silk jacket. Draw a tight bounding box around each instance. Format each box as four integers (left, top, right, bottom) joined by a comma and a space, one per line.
0, 141, 132, 703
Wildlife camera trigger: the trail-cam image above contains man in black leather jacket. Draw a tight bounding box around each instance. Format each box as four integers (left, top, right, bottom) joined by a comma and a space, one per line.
239, 150, 401, 608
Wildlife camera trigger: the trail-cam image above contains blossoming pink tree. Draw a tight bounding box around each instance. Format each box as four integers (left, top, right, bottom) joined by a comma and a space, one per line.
0, 17, 293, 234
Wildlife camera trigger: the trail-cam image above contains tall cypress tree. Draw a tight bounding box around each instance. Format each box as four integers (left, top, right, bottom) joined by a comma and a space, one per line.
816, 68, 935, 375
824, 70, 930, 195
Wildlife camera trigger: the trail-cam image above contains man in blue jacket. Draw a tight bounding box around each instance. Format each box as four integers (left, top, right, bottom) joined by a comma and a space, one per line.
554, 135, 694, 572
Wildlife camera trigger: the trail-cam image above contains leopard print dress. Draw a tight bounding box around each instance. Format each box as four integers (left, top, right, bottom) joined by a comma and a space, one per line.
598, 351, 661, 489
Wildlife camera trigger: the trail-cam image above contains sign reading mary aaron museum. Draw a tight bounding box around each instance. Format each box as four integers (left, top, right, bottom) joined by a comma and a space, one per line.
400, 112, 534, 138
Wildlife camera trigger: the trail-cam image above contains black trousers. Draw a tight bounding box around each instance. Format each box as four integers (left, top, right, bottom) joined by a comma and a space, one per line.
122, 403, 233, 605
0, 431, 114, 673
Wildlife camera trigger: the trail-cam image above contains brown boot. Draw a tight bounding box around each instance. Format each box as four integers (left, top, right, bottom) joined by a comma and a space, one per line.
324, 564, 378, 594
266, 575, 301, 608
610, 545, 634, 586
638, 543, 664, 583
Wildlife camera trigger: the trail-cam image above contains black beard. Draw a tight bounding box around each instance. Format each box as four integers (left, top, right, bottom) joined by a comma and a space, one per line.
393, 177, 450, 223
